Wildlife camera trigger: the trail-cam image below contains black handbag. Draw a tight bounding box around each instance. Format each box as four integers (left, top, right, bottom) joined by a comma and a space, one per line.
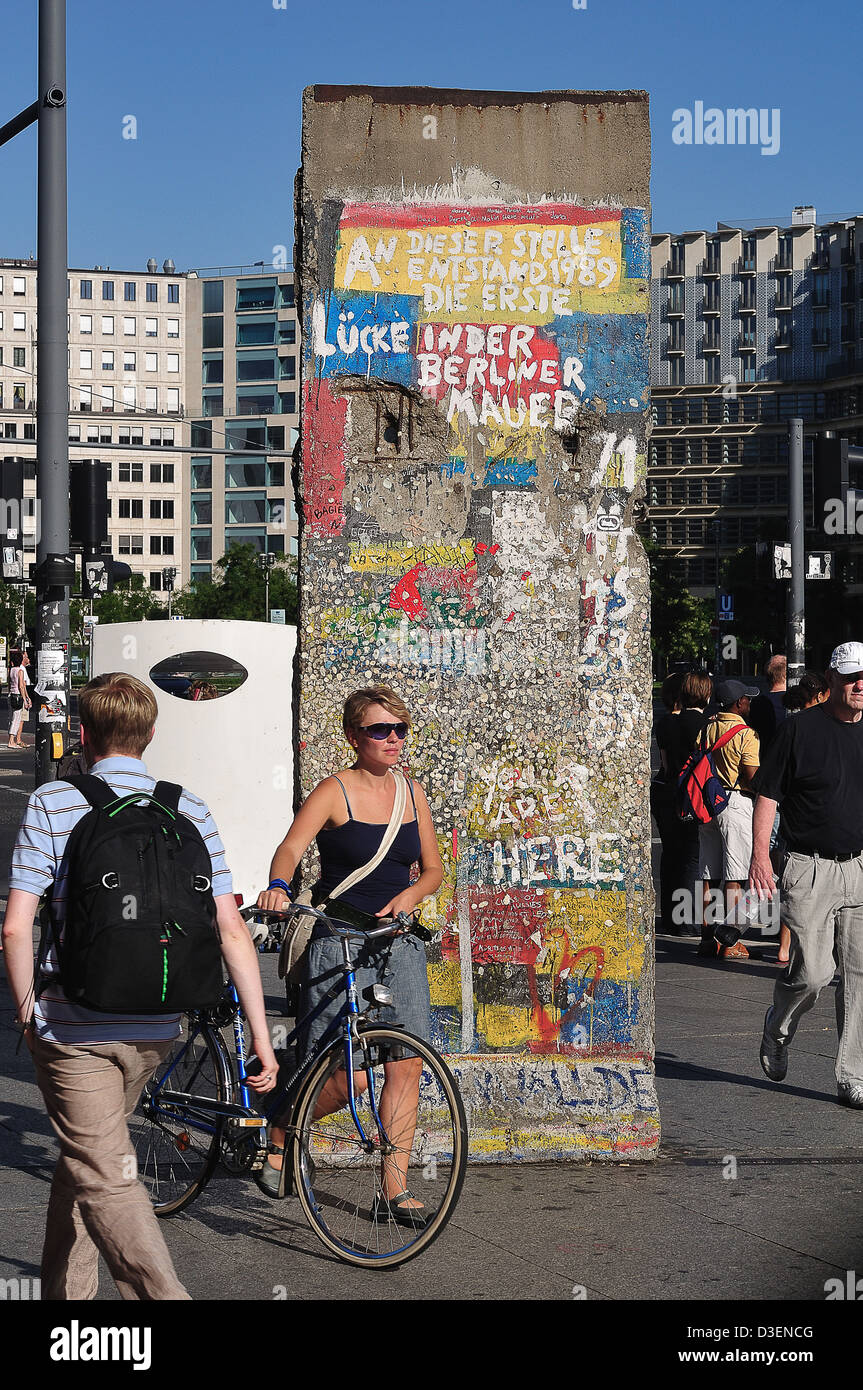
9, 691, 23, 711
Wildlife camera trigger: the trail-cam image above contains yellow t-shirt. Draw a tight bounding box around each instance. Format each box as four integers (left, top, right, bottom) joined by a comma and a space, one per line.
703, 711, 760, 790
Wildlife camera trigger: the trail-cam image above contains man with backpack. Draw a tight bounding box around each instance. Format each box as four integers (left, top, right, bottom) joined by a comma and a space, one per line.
1, 672, 278, 1299
696, 679, 761, 959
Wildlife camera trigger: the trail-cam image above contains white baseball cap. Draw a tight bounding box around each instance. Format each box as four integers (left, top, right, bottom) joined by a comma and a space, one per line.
829, 641, 863, 675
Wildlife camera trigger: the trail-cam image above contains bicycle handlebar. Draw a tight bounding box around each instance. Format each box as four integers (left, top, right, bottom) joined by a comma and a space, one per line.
240, 902, 432, 944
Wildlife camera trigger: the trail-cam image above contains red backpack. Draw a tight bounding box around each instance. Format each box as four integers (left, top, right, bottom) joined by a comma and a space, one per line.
676, 724, 747, 824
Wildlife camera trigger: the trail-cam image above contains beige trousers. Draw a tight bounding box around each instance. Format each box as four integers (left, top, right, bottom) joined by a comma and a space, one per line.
33, 1035, 191, 1300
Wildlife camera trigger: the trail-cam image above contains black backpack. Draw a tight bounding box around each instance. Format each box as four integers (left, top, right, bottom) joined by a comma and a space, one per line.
41, 775, 224, 1014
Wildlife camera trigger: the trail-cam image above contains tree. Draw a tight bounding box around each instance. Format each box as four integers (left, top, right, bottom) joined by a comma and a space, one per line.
643, 534, 712, 668
174, 545, 297, 623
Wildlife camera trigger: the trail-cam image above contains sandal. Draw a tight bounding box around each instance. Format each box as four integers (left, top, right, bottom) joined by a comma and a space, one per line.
371, 1189, 430, 1228
254, 1142, 290, 1200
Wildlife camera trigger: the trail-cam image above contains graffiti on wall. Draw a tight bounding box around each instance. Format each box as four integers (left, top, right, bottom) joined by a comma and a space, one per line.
301, 195, 651, 1078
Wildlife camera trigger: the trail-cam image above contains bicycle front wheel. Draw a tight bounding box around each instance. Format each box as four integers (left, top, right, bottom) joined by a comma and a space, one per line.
129, 1020, 232, 1216
291, 1027, 467, 1268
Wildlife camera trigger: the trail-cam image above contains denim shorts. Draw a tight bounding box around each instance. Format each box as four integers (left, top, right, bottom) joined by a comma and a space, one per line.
298, 928, 431, 1064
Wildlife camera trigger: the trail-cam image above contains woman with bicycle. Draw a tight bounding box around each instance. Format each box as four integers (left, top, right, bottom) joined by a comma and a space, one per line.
255, 684, 443, 1224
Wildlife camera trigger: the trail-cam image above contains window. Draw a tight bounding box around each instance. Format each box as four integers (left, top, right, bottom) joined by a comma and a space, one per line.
13, 312, 26, 330
167, 284, 179, 303
191, 495, 212, 525
237, 315, 277, 346
123, 317, 136, 335
3, 422, 15, 439
151, 535, 174, 555
191, 531, 212, 562
236, 281, 276, 311
123, 385, 136, 411
79, 314, 92, 334
68, 423, 81, 442
13, 276, 26, 294
101, 315, 114, 334
203, 281, 223, 314
279, 283, 295, 309
203, 354, 224, 384
146, 282, 158, 302
79, 349, 92, 369
149, 572, 162, 589
225, 492, 266, 525
191, 459, 212, 488
77, 386, 92, 412
225, 459, 267, 488
150, 537, 162, 555
102, 349, 114, 370
118, 534, 144, 555
14, 347, 26, 368
102, 280, 114, 300
162, 428, 174, 447
79, 279, 92, 300
149, 427, 162, 445
167, 318, 180, 338
145, 387, 158, 411
150, 462, 175, 483
13, 384, 27, 410
145, 353, 158, 371
118, 499, 144, 519
145, 317, 158, 337
225, 418, 266, 451
118, 461, 144, 482
166, 388, 180, 412
123, 351, 136, 372
237, 388, 277, 414
166, 353, 179, 373
124, 282, 136, 301
202, 317, 223, 349
279, 321, 296, 345
237, 352, 278, 382
150, 499, 175, 519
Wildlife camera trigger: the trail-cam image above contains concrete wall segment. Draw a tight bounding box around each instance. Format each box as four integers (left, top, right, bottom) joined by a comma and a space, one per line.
298, 87, 655, 1161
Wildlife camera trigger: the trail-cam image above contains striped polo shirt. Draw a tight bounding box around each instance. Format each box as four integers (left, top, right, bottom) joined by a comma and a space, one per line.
10, 755, 233, 1044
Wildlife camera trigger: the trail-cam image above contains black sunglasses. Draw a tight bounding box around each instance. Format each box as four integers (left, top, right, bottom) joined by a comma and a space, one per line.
357, 722, 409, 740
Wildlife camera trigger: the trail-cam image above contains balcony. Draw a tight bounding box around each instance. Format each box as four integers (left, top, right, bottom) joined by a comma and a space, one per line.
737, 257, 757, 275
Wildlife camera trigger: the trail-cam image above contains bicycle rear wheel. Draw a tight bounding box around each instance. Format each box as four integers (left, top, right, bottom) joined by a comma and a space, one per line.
129, 1020, 232, 1216
291, 1026, 467, 1268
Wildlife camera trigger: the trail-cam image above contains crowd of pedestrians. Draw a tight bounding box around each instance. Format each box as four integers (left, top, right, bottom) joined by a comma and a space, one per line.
653, 642, 863, 1110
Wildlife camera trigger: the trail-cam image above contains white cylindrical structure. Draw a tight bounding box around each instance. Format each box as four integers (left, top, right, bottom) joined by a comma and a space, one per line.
91, 619, 295, 903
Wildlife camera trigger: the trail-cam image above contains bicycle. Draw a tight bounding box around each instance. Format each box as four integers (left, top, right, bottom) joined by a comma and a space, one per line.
128, 903, 468, 1269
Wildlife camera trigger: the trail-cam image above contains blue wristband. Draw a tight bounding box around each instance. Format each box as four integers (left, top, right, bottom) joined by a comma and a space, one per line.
268, 879, 292, 898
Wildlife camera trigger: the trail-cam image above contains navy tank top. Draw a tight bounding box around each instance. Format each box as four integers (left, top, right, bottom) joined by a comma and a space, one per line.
316, 775, 421, 915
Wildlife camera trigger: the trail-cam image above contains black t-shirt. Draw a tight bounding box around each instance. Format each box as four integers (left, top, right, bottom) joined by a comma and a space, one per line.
655, 708, 709, 781
752, 702, 863, 854
748, 691, 787, 751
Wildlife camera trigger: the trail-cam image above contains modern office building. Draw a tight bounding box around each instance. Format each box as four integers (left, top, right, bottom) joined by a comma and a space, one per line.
649, 209, 863, 595
0, 256, 187, 591
183, 267, 299, 584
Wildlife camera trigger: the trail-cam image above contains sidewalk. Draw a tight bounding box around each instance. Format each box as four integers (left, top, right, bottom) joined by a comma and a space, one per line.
1, 763, 861, 1304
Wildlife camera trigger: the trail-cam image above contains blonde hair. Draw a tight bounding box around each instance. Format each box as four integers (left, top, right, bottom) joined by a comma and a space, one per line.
342, 685, 411, 737
79, 672, 158, 757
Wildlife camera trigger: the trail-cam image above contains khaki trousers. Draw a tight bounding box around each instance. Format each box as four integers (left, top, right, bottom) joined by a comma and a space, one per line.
33, 1036, 191, 1300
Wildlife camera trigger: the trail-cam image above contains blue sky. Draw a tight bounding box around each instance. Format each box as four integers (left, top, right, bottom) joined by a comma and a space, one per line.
1, 0, 860, 272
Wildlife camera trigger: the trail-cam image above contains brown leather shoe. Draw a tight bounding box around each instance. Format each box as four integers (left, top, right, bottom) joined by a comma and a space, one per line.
720, 940, 750, 961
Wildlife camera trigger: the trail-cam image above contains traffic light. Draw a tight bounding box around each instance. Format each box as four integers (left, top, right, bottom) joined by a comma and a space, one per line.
814, 435, 849, 526
70, 459, 109, 551
1, 456, 25, 582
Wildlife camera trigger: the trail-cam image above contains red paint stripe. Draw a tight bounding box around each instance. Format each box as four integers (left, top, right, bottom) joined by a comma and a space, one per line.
339, 202, 621, 229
